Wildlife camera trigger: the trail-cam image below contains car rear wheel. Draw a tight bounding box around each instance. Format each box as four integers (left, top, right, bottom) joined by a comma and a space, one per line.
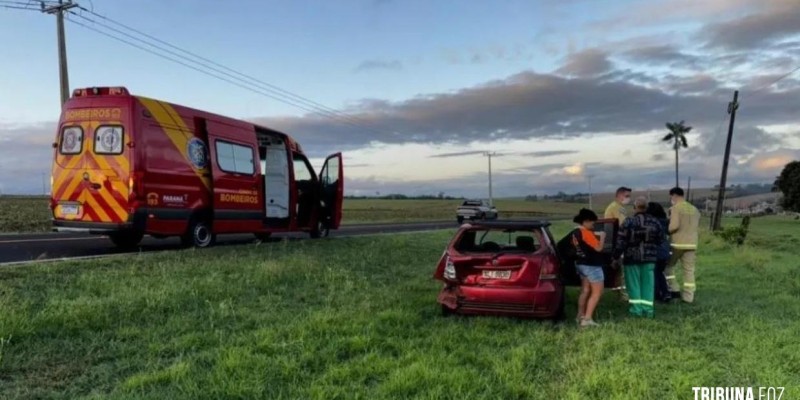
182, 219, 215, 248
108, 231, 143, 249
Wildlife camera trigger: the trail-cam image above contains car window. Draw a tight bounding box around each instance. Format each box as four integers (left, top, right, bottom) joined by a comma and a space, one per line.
455, 229, 540, 253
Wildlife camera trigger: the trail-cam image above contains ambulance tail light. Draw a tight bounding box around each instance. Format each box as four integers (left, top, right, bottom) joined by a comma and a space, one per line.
127, 171, 144, 213
128, 171, 144, 200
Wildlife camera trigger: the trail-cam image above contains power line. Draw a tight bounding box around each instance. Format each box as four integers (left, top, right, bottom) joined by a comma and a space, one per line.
78, 6, 380, 131
0, 0, 40, 11
68, 8, 389, 136
65, 14, 390, 138
748, 64, 800, 95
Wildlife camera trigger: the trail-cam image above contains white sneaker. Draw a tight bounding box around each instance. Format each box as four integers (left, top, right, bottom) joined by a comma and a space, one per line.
580, 319, 600, 327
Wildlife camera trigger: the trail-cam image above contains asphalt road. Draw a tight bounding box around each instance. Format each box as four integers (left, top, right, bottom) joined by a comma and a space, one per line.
0, 221, 457, 265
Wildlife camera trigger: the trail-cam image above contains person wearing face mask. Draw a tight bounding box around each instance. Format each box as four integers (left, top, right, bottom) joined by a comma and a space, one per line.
665, 187, 700, 303
605, 186, 632, 302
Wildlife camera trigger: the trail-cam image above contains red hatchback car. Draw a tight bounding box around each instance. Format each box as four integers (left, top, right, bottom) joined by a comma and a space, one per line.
433, 219, 619, 320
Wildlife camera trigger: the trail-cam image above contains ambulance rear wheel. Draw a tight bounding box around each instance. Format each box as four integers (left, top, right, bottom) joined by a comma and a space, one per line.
182, 219, 215, 248
109, 231, 143, 249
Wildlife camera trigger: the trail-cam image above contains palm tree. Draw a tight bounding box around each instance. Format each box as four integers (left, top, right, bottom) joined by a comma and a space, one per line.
662, 121, 692, 188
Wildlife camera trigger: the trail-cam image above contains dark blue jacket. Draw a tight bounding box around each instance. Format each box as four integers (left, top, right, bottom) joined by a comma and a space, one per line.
614, 212, 666, 264
654, 218, 671, 262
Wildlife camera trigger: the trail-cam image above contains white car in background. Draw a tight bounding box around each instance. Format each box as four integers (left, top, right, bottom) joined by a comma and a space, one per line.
456, 199, 498, 224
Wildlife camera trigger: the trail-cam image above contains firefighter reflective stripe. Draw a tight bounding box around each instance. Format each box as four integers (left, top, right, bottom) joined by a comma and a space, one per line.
672, 243, 698, 250
665, 275, 676, 280
684, 283, 696, 288
629, 299, 654, 306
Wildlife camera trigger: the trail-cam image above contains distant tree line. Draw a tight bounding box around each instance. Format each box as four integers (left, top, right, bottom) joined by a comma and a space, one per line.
346, 192, 463, 200
711, 183, 774, 198
525, 192, 590, 203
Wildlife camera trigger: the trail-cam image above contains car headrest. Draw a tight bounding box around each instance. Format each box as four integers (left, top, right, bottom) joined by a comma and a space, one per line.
515, 236, 536, 252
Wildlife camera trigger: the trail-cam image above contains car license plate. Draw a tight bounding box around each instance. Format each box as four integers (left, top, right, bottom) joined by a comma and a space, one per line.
482, 270, 511, 279
62, 204, 79, 215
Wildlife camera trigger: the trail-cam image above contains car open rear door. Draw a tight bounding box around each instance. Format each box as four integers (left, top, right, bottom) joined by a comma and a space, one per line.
318, 153, 343, 229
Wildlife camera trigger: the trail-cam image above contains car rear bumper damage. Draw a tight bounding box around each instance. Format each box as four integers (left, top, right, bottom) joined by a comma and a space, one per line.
438, 284, 561, 317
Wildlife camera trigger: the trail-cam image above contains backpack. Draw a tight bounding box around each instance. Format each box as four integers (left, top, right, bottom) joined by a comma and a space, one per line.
557, 228, 580, 263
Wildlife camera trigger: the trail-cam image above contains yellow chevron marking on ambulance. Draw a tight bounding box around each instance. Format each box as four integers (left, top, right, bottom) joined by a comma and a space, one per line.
137, 97, 211, 190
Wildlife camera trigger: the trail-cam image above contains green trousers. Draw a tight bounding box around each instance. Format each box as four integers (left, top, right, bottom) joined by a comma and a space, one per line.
624, 263, 655, 317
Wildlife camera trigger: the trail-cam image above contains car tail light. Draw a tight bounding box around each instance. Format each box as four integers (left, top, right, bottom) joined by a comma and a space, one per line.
539, 256, 559, 281
443, 254, 457, 281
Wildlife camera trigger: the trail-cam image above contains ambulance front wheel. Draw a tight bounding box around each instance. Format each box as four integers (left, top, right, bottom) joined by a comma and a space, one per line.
182, 219, 216, 248
108, 231, 143, 249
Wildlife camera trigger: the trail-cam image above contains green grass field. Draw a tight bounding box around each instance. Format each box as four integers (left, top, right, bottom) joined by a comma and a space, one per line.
0, 197, 583, 233
1, 217, 798, 399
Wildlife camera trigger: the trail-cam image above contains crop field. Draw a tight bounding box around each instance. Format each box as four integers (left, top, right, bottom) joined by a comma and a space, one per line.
0, 197, 52, 234
1, 217, 798, 399
0, 196, 584, 233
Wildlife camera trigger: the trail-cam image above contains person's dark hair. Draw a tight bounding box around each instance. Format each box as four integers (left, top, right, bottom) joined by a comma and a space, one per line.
646, 202, 667, 219
669, 187, 685, 197
616, 186, 632, 196
573, 208, 599, 224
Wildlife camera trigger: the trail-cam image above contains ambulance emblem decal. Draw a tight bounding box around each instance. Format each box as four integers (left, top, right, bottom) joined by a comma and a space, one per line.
187, 138, 208, 169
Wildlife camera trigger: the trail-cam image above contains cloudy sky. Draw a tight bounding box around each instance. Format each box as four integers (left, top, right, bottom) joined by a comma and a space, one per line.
1, 0, 798, 197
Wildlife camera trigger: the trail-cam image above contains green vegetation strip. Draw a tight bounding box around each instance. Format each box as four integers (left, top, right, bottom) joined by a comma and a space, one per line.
0, 197, 583, 233
1, 217, 798, 398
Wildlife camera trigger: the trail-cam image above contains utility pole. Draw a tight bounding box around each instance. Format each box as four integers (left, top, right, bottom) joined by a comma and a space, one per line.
41, 172, 47, 195
484, 152, 496, 206
587, 174, 595, 210
713, 90, 739, 231
41, 0, 78, 106
687, 176, 692, 202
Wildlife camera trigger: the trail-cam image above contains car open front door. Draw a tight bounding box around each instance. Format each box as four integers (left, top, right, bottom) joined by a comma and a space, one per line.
594, 218, 620, 288
557, 218, 619, 288
318, 152, 343, 230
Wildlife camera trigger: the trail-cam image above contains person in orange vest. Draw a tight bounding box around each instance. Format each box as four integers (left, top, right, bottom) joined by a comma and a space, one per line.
665, 187, 700, 303
605, 186, 632, 301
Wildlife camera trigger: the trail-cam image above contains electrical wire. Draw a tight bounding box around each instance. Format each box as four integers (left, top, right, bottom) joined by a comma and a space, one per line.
64, 16, 348, 119
70, 8, 389, 136
748, 64, 800, 95
0, 4, 38, 10
79, 6, 379, 131
66, 15, 391, 138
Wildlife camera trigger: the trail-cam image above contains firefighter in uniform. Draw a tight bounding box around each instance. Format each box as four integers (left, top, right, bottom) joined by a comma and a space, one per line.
605, 186, 632, 301
665, 187, 700, 303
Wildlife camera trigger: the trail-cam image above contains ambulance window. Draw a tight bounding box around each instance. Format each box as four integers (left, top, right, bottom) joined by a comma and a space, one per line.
292, 154, 314, 182
60, 126, 84, 155
94, 125, 124, 155
216, 140, 254, 175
